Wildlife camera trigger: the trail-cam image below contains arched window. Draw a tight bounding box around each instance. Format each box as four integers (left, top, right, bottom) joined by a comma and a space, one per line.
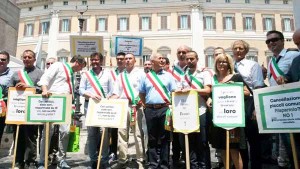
143, 47, 153, 64
157, 46, 171, 58
204, 47, 215, 68
57, 49, 70, 63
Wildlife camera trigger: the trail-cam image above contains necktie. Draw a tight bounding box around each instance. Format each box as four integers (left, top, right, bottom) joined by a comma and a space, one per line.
234, 62, 239, 73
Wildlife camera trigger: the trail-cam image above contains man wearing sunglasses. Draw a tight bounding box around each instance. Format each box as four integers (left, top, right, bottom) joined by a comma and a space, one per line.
0, 51, 13, 146
45, 58, 56, 69
266, 30, 300, 169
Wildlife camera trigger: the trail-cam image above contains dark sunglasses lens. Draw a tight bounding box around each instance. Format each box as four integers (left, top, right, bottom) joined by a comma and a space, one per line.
266, 38, 280, 44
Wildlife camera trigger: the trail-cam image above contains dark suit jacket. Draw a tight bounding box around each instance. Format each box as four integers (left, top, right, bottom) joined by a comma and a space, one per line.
286, 55, 300, 83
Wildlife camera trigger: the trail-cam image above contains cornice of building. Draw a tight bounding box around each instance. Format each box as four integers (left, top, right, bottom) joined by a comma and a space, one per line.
17, 0, 51, 6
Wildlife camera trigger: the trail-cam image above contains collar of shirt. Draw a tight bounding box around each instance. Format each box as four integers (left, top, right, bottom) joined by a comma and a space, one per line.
277, 48, 287, 59
24, 66, 35, 73
0, 67, 10, 76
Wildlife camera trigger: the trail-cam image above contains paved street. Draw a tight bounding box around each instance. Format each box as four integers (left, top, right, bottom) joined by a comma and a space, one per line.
0, 115, 279, 169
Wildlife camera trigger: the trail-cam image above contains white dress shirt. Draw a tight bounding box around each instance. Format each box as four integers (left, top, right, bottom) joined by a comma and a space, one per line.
38, 62, 73, 94
267, 49, 300, 86
235, 58, 264, 90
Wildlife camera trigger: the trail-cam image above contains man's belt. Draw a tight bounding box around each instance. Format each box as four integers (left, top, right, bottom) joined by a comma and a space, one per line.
145, 103, 168, 109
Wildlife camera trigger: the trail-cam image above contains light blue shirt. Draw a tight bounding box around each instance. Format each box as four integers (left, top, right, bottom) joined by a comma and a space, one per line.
267, 49, 300, 86
79, 68, 114, 98
139, 70, 177, 104
0, 68, 13, 100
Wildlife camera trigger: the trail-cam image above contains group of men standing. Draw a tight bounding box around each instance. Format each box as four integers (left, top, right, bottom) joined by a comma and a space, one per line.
0, 28, 300, 169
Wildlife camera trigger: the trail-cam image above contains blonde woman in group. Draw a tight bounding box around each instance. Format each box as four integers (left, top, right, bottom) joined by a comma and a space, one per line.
210, 53, 250, 169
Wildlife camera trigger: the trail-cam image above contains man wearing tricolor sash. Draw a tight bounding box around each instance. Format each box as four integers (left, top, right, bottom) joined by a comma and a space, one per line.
38, 55, 86, 169
181, 51, 212, 169
168, 45, 191, 167
139, 53, 177, 169
110, 53, 145, 168
266, 30, 300, 169
9, 50, 44, 168
109, 52, 126, 160
79, 52, 113, 169
0, 51, 13, 146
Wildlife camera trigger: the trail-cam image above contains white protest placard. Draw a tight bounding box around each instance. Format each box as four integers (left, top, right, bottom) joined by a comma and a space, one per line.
172, 90, 200, 134
85, 99, 128, 128
212, 83, 245, 129
6, 87, 36, 124
254, 82, 300, 133
113, 36, 143, 56
25, 94, 72, 124
70, 36, 103, 57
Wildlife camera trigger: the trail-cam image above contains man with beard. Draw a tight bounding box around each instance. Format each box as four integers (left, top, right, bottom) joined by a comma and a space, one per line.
38, 55, 86, 169
79, 52, 114, 169
144, 60, 152, 73
181, 51, 212, 169
9, 50, 44, 169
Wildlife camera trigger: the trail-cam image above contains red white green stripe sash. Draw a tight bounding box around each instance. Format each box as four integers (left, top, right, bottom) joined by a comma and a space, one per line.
269, 57, 284, 80
111, 69, 119, 82
184, 72, 204, 89
18, 70, 34, 86
0, 87, 6, 116
171, 65, 184, 81
85, 70, 106, 98
62, 63, 74, 99
120, 71, 140, 124
146, 70, 170, 103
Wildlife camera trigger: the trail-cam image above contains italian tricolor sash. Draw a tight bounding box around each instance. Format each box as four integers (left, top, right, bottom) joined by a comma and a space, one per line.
120, 71, 140, 125
146, 70, 172, 131
171, 65, 184, 81
146, 70, 171, 103
269, 57, 284, 80
85, 70, 106, 98
184, 71, 204, 89
62, 63, 75, 114
111, 69, 119, 82
0, 87, 6, 117
212, 75, 219, 85
18, 70, 34, 86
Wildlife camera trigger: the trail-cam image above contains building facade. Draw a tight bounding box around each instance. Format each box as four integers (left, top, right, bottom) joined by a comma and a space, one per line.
16, 0, 296, 69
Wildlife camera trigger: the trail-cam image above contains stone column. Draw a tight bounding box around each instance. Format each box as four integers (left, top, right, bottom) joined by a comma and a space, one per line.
191, 4, 205, 67
293, 0, 300, 29
47, 10, 59, 60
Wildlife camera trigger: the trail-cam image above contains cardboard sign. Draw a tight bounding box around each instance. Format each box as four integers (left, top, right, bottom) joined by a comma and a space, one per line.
212, 83, 245, 129
172, 90, 200, 134
85, 99, 128, 128
25, 94, 72, 124
6, 87, 36, 124
254, 82, 300, 133
70, 35, 103, 57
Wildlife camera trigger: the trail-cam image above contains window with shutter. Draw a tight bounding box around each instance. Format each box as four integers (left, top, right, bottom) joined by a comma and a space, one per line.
41, 21, 50, 34
61, 19, 70, 32
119, 17, 128, 31
179, 15, 189, 29
141, 17, 150, 31
161, 16, 168, 30
98, 18, 106, 31
25, 23, 34, 36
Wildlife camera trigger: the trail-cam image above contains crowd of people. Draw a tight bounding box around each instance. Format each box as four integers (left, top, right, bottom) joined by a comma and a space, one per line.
0, 29, 300, 169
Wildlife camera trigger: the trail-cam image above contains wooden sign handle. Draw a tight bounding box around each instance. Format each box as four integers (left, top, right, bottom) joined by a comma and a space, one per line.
290, 133, 299, 169
185, 134, 190, 169
226, 130, 230, 169
12, 125, 20, 169
97, 128, 106, 169
44, 122, 50, 169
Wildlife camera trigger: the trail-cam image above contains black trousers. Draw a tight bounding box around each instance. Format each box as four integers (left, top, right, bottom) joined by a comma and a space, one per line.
110, 128, 118, 155
244, 119, 261, 169
145, 106, 170, 169
0, 116, 5, 145
172, 132, 185, 162
13, 125, 38, 164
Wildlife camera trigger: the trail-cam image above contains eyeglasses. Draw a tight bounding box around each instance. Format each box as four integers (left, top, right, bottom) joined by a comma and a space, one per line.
46, 62, 53, 65
177, 51, 187, 55
0, 58, 7, 62
266, 37, 281, 44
